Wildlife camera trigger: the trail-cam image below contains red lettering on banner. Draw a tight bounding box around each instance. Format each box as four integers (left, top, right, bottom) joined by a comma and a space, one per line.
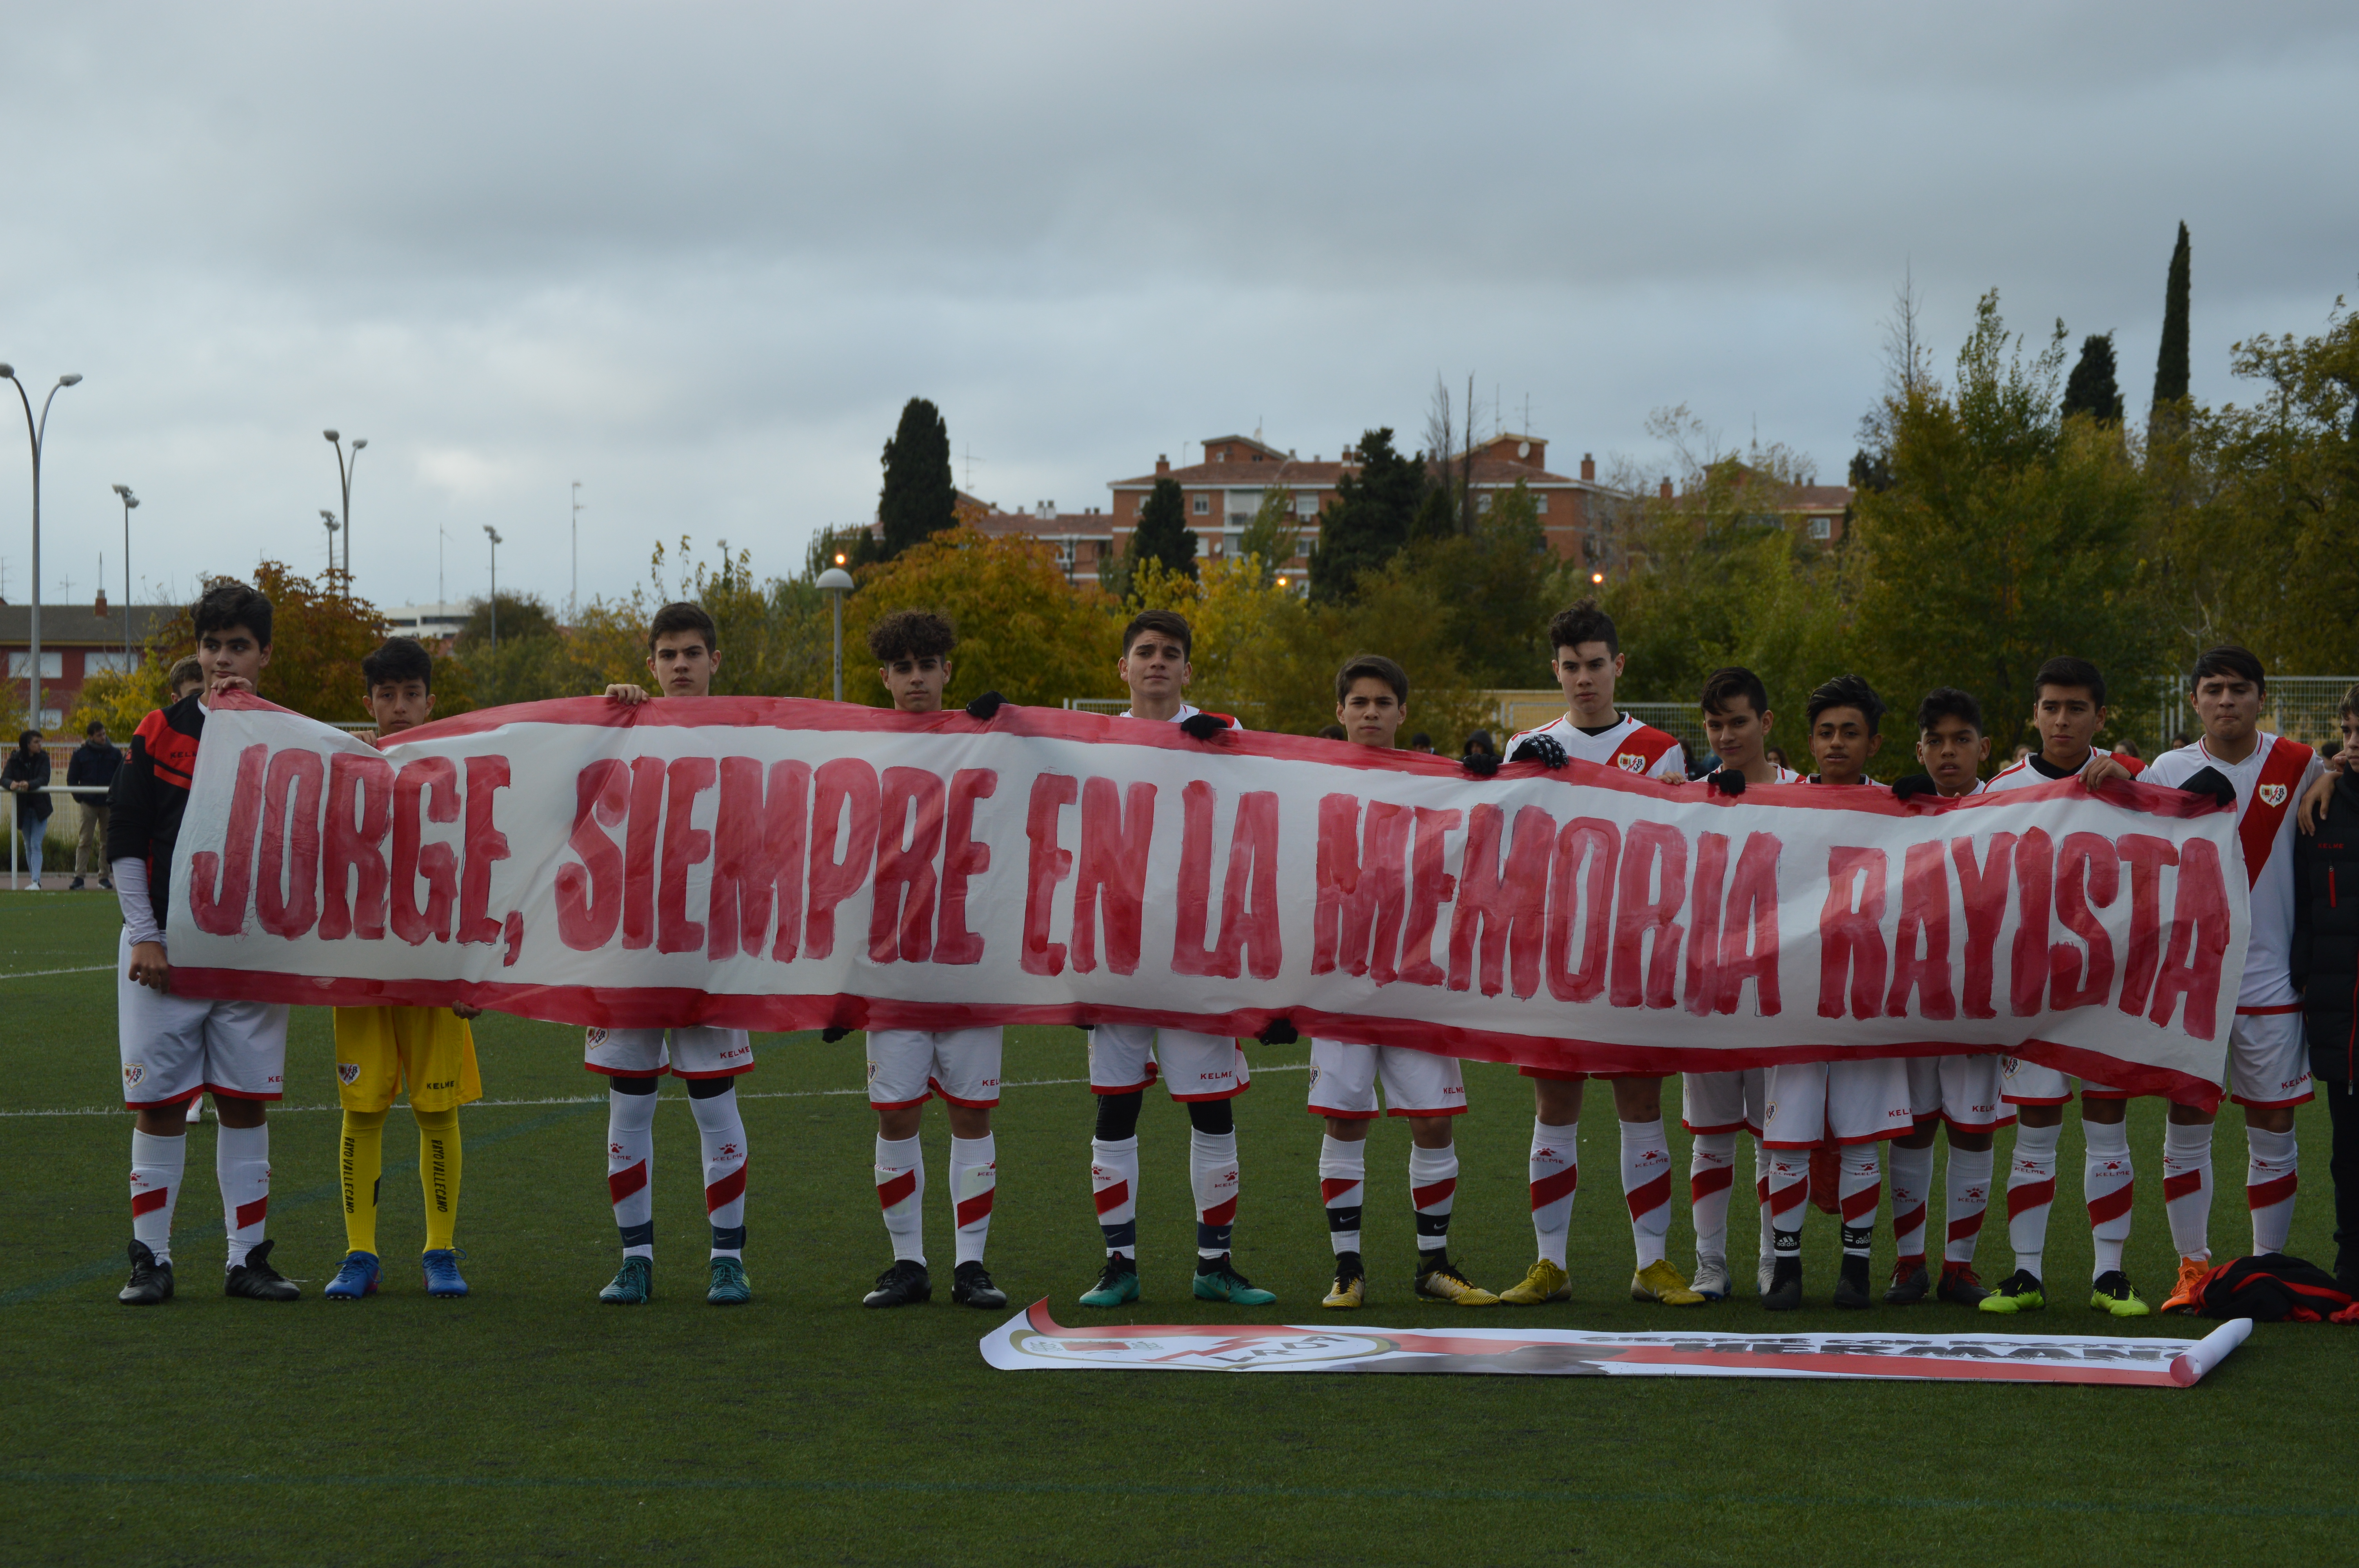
805, 758, 881, 961
1072, 777, 1155, 975
254, 749, 325, 939
1219, 791, 1282, 980
1950, 834, 2014, 1020
458, 755, 515, 947
1396, 806, 1462, 989
1020, 774, 1077, 976
1545, 818, 1619, 1003
1174, 782, 1223, 976
705, 758, 810, 962
934, 768, 996, 966
2009, 828, 2054, 1017
1886, 840, 1956, 1021
1450, 803, 1554, 998
871, 768, 947, 964
320, 752, 394, 942
649, 757, 715, 955
1611, 821, 1686, 1009
556, 760, 631, 951
2149, 837, 2230, 1039
189, 744, 270, 936
1312, 795, 1412, 983
621, 756, 666, 951
1714, 831, 1783, 1015
1681, 831, 1730, 1017
2050, 831, 2118, 1011
1817, 846, 1887, 1019
2115, 833, 2179, 1018
391, 756, 460, 946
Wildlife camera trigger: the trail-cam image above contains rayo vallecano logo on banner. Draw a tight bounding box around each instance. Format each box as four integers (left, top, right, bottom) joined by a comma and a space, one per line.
166, 692, 2250, 1104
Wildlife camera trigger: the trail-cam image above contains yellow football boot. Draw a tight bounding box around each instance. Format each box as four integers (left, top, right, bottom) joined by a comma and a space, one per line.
1323, 1253, 1366, 1310
1497, 1258, 1571, 1305
1414, 1255, 1499, 1306
1632, 1258, 1707, 1306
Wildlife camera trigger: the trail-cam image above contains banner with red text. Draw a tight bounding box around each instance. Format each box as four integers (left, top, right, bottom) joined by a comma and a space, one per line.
167, 693, 2248, 1105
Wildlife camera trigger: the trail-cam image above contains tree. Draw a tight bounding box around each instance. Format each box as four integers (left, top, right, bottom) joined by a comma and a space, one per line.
1125, 476, 1199, 583
1402, 479, 1554, 690
1307, 428, 1421, 603
453, 592, 560, 653
845, 527, 1123, 708
2062, 332, 2125, 423
878, 397, 957, 560
1234, 486, 1302, 585
2151, 221, 2192, 433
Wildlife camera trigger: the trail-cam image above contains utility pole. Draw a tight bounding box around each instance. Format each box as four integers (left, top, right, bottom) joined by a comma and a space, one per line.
111, 486, 138, 660
571, 480, 583, 618
3, 366, 84, 730
323, 430, 367, 583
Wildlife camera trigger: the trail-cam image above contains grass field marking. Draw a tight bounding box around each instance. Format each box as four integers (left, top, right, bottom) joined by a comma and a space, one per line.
0, 962, 114, 981
2, 1470, 2352, 1521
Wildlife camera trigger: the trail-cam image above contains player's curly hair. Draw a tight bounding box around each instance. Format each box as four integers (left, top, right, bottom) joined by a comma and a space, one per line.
191, 579, 273, 649
867, 609, 956, 664
1547, 599, 1617, 659
362, 637, 435, 691
1915, 686, 1982, 735
1807, 673, 1885, 735
1699, 666, 1769, 719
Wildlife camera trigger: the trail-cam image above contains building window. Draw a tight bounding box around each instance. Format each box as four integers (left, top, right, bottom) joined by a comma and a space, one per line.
1477, 493, 1493, 513
84, 651, 136, 676
1192, 495, 1209, 515
1809, 516, 1832, 540
7, 651, 62, 679
1534, 494, 1550, 514
1296, 494, 1317, 517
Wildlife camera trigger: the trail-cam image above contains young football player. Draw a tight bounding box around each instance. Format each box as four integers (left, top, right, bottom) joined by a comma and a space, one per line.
1758, 674, 1914, 1310
1880, 688, 2004, 1308
1078, 609, 1274, 1308
1310, 654, 1496, 1309
1978, 658, 2150, 1316
113, 582, 301, 1305
858, 609, 1008, 1312
1679, 667, 1800, 1301
589, 602, 757, 1307
1495, 600, 1705, 1308
2088, 646, 2322, 1313
323, 638, 486, 1301
165, 659, 210, 1128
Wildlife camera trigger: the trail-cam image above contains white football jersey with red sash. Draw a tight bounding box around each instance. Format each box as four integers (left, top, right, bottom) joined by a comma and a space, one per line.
2145, 731, 2321, 1011
1505, 713, 1687, 782
1980, 748, 2144, 793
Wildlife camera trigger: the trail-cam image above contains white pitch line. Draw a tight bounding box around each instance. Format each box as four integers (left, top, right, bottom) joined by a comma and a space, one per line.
0, 1060, 1313, 1118
0, 964, 114, 981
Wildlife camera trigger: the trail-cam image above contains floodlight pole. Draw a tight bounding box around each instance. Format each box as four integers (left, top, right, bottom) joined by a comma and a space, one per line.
111, 485, 139, 661
4, 367, 84, 730
816, 566, 854, 701
324, 430, 367, 582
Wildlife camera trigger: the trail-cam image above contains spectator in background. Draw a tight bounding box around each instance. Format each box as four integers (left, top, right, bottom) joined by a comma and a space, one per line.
169, 656, 205, 700
67, 720, 122, 891
1461, 731, 1497, 765
4, 730, 53, 891
1316, 723, 1347, 741
1408, 733, 1436, 754
1763, 746, 1792, 773
2116, 738, 2143, 761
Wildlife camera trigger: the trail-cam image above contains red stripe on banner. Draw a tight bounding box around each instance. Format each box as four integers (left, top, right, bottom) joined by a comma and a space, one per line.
234, 1197, 267, 1230
2163, 1169, 2204, 1202
1200, 1196, 1237, 1227
2246, 1172, 2298, 1211
2087, 1185, 2135, 1226
1691, 1165, 1736, 1202
131, 1188, 169, 1217
1947, 1211, 1985, 1243
1840, 1183, 1882, 1222
608, 1160, 647, 1205
1092, 1180, 1129, 1216
704, 1167, 746, 1214
2006, 1178, 2055, 1220
875, 1169, 916, 1210
1320, 1178, 1361, 1204
1890, 1201, 1927, 1237
1600, 1346, 2180, 1386
1412, 1178, 1457, 1210
1530, 1165, 1579, 1210
955, 1189, 996, 1228
1625, 1171, 1672, 1220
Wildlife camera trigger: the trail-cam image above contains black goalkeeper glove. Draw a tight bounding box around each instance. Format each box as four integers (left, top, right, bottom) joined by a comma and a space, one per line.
1892, 773, 1940, 802
1708, 768, 1747, 796
2179, 765, 2238, 809
821, 1026, 850, 1044
1462, 750, 1501, 778
964, 690, 1005, 722
1257, 1018, 1299, 1047
1509, 734, 1568, 768
1178, 712, 1229, 742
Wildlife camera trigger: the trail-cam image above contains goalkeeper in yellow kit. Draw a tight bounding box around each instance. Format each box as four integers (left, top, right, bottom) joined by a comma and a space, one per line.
323, 637, 484, 1301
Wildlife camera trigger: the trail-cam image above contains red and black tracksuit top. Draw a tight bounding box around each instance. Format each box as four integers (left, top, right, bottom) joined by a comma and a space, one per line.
106, 693, 206, 937
2292, 768, 2359, 1085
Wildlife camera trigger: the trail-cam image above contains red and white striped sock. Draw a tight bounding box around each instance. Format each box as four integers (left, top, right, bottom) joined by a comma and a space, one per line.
1621, 1118, 1673, 1269
1190, 1129, 1239, 1258
1689, 1132, 1737, 1260
1091, 1135, 1139, 1258
1319, 1134, 1366, 1255
1529, 1120, 1578, 1269
2004, 1121, 2059, 1276
1409, 1143, 1457, 1259
1756, 1149, 1775, 1262
1837, 1148, 1881, 1257
129, 1129, 184, 1265
216, 1122, 271, 1270
2083, 1119, 2135, 1277
2163, 1120, 2214, 1262
874, 1134, 924, 1264
689, 1086, 748, 1260
1887, 1142, 1934, 1267
1765, 1150, 1810, 1254
2246, 1126, 2298, 1255
607, 1084, 657, 1258
1944, 1145, 1993, 1265
950, 1134, 996, 1267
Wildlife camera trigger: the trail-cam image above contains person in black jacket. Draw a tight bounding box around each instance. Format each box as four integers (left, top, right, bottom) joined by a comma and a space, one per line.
3, 729, 53, 889
2292, 685, 2359, 1293
65, 719, 121, 890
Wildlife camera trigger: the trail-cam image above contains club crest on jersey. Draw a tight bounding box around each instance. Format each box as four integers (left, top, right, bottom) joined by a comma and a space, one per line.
337, 1062, 362, 1086
1615, 753, 1648, 772
2259, 783, 2288, 807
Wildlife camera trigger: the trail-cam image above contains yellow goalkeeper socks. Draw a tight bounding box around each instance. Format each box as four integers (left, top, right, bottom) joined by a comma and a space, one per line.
340, 1109, 387, 1256
416, 1107, 462, 1253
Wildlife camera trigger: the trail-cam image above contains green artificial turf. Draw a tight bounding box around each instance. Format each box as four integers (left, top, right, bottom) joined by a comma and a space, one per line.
4, 894, 2354, 1566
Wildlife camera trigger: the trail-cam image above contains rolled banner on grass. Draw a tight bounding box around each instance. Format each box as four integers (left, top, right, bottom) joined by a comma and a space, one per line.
980, 1300, 2256, 1386
167, 692, 2247, 1103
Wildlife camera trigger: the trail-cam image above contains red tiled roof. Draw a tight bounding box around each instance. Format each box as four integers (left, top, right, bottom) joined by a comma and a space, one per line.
1112, 456, 1609, 492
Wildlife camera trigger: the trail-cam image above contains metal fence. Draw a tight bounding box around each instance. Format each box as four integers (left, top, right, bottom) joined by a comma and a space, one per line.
2148, 675, 2356, 753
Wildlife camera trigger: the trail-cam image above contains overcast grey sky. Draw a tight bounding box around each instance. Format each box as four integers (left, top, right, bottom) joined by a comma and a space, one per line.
3, 2, 2354, 615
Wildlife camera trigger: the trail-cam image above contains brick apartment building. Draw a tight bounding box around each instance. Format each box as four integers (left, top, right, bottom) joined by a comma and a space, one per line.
0, 593, 175, 730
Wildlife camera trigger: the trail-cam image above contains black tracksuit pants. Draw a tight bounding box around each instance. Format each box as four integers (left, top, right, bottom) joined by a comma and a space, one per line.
2327, 1076, 2359, 1288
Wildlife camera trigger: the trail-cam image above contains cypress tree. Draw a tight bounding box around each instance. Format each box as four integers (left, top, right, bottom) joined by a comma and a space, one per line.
1128, 477, 1198, 581
878, 397, 957, 559
2062, 332, 2125, 423
1307, 428, 1422, 603
2150, 222, 2192, 426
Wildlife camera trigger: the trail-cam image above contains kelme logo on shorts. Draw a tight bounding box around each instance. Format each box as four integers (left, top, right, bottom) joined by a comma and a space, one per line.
338, 1062, 362, 1086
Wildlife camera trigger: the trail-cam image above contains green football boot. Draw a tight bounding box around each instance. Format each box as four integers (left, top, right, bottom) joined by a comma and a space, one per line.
1192, 1255, 1275, 1306
1977, 1268, 2045, 1314
708, 1256, 751, 1306
2088, 1270, 2150, 1318
600, 1255, 652, 1305
1080, 1255, 1140, 1308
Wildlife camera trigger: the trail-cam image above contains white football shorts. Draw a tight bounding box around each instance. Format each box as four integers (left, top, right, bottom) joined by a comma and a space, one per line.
1306, 1038, 1466, 1119
866, 1026, 1005, 1109
1759, 1058, 1914, 1149
1680, 1068, 1764, 1136
2228, 1007, 2313, 1109
117, 933, 289, 1108
1088, 1023, 1249, 1101
583, 1025, 755, 1080
2001, 1057, 2122, 1105
1906, 1054, 2011, 1132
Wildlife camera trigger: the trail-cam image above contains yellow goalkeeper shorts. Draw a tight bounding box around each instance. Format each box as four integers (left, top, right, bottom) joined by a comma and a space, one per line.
333, 1005, 483, 1113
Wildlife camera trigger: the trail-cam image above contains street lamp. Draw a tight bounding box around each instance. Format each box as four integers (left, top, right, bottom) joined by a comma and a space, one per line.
2, 366, 83, 731
110, 484, 138, 662
816, 564, 855, 701
321, 509, 342, 573
324, 429, 367, 582
483, 527, 503, 651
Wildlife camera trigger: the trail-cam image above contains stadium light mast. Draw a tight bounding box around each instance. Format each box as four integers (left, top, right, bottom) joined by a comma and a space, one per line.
321, 510, 342, 574
4, 366, 83, 730
483, 526, 503, 651
324, 429, 367, 580
111, 484, 138, 661
817, 557, 854, 701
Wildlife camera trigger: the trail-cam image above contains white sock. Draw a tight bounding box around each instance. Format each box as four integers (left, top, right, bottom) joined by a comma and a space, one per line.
1529, 1120, 1577, 1269
1837, 1148, 1881, 1257
2005, 1121, 2061, 1277
1319, 1134, 1366, 1255
216, 1122, 270, 1269
1944, 1145, 1994, 1265
606, 1086, 658, 1259
2246, 1125, 2298, 1256
1619, 1118, 1672, 1269
874, 1134, 925, 1264
2163, 1120, 2214, 1262
1888, 1142, 1934, 1263
688, 1087, 748, 1260
1689, 1132, 1736, 1262
1408, 1142, 1458, 1258
2083, 1119, 2135, 1277
950, 1134, 996, 1267
1190, 1128, 1240, 1258
130, 1129, 185, 1264
1091, 1136, 1140, 1258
